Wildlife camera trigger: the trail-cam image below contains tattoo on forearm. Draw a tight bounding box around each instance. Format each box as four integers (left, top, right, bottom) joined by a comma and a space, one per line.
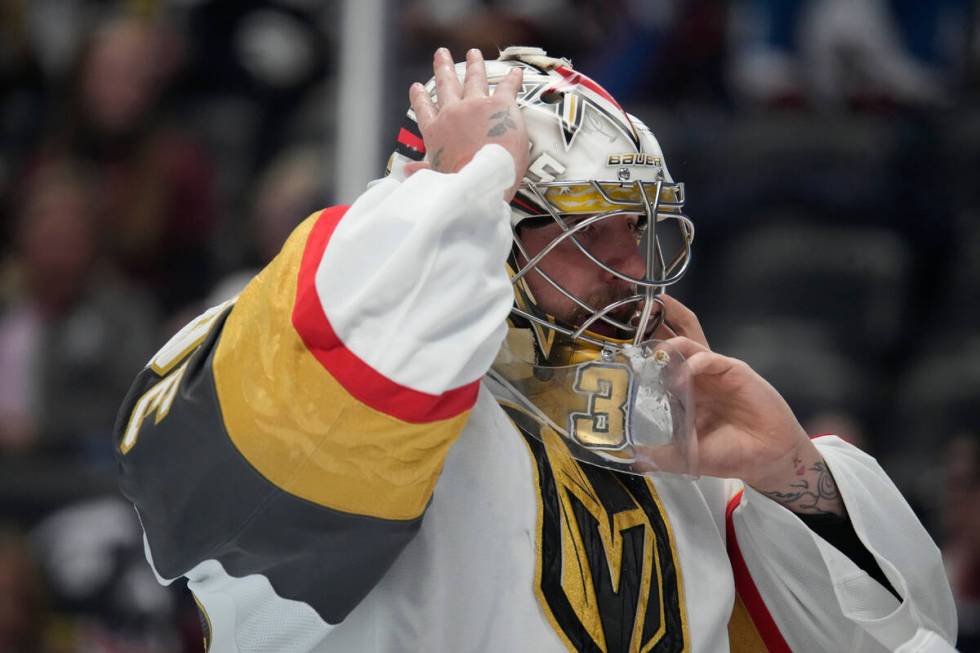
487, 109, 517, 137
430, 146, 444, 172
759, 461, 842, 514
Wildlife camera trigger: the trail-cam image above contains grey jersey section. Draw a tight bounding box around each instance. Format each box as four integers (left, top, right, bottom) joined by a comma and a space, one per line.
115, 308, 424, 625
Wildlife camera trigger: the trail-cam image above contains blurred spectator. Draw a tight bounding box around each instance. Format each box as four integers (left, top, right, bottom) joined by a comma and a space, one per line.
578, 0, 729, 105
34, 14, 216, 312
942, 432, 980, 651
251, 146, 328, 263
29, 496, 183, 653
0, 527, 51, 653
177, 1, 335, 174
0, 160, 156, 459
207, 144, 328, 306
0, 0, 45, 223
805, 410, 869, 451
729, 0, 972, 109
402, 0, 570, 61
400, 0, 730, 105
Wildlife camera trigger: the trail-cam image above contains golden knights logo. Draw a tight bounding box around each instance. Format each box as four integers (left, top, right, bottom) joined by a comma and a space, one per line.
505, 407, 688, 653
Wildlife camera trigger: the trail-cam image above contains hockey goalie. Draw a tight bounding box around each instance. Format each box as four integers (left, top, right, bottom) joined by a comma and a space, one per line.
115, 47, 957, 652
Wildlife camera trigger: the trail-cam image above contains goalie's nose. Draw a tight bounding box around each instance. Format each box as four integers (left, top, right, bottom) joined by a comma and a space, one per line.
597, 221, 646, 283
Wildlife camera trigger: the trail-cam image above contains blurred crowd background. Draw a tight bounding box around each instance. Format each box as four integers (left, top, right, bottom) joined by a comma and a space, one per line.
0, 0, 978, 651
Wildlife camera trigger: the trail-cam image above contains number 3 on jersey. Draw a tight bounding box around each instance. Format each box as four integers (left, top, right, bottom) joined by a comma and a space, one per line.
570, 362, 631, 451
119, 301, 232, 454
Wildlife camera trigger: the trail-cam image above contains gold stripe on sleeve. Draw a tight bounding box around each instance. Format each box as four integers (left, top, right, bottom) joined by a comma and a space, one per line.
212, 214, 470, 521
728, 595, 769, 652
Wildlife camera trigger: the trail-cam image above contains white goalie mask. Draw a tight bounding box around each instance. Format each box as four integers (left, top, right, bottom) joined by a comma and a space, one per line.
390, 46, 695, 361
389, 47, 698, 476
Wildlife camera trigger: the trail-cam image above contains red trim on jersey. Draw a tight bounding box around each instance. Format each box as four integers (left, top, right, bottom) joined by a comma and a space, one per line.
291, 206, 479, 423
726, 490, 793, 653
397, 128, 426, 154
810, 433, 834, 439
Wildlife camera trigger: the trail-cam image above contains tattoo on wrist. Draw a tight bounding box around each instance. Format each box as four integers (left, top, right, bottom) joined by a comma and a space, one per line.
430, 146, 445, 172
759, 461, 842, 515
487, 109, 517, 137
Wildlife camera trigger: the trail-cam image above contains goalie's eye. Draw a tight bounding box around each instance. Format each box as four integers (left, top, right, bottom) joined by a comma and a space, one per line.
567, 216, 598, 238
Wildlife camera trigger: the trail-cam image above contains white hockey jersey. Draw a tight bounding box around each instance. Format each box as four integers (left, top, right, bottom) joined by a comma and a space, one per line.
116, 144, 957, 652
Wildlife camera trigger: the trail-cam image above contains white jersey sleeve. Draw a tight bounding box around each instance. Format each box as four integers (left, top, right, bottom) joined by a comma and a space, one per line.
318, 143, 516, 394
726, 435, 957, 652
117, 144, 518, 653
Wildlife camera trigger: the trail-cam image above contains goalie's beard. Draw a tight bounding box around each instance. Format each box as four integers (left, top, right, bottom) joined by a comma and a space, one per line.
513, 221, 660, 343
516, 251, 655, 341
563, 287, 658, 340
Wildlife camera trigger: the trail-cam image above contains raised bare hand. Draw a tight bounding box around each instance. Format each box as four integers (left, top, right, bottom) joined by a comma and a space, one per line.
651, 293, 710, 349
407, 48, 528, 201
662, 336, 808, 482
643, 335, 844, 514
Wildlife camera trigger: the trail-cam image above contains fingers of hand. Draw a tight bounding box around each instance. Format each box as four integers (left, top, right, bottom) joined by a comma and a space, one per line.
433, 47, 461, 108
652, 317, 678, 341
661, 294, 709, 349
633, 442, 686, 476
409, 82, 437, 129
463, 48, 487, 99
662, 335, 708, 360
685, 350, 737, 378
492, 67, 524, 101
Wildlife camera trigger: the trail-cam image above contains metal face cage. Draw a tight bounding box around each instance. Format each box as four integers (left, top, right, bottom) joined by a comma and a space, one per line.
510, 177, 695, 350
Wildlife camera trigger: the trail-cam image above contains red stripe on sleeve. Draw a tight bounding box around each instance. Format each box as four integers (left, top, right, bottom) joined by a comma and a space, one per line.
291, 206, 479, 423
397, 128, 426, 154
726, 490, 793, 653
